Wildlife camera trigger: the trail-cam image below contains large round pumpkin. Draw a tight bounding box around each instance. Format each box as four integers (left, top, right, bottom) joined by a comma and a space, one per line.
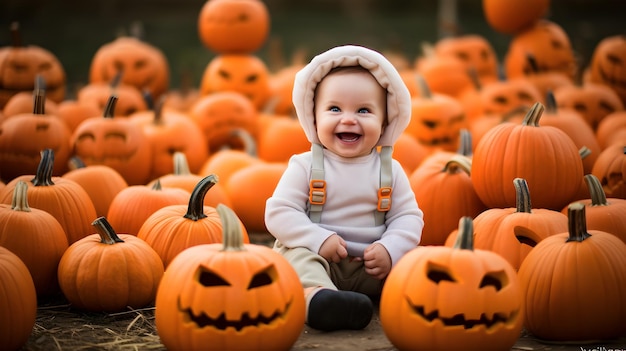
197, 0, 270, 54
155, 204, 305, 351
471, 102, 584, 210
380, 217, 523, 351
0, 246, 37, 351
588, 34, 626, 106
482, 0, 549, 35
518, 202, 626, 341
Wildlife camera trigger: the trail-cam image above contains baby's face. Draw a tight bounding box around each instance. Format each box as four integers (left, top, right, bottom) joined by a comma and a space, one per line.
314, 69, 387, 158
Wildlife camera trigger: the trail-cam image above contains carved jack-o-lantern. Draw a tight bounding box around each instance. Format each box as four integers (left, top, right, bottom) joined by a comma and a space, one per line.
406, 77, 467, 152
89, 36, 170, 100
504, 20, 577, 81
0, 22, 66, 108
199, 54, 272, 111
155, 204, 305, 351
434, 34, 499, 85
190, 91, 258, 152
380, 217, 524, 351
197, 0, 270, 55
70, 96, 152, 185
588, 34, 626, 106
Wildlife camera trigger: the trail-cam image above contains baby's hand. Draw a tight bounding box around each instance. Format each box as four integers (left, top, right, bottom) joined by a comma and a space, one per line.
318, 234, 348, 263
363, 243, 391, 280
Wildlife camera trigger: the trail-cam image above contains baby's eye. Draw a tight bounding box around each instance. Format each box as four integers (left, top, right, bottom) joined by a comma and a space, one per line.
329, 106, 340, 112
358, 108, 370, 113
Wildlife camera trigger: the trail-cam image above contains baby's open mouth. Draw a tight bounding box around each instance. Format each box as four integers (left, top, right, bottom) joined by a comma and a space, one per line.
337, 133, 361, 142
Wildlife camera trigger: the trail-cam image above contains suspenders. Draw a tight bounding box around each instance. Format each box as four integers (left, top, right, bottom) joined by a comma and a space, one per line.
308, 143, 393, 226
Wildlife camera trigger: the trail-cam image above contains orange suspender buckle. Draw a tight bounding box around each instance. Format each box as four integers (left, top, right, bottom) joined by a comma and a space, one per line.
377, 186, 392, 211
309, 179, 326, 205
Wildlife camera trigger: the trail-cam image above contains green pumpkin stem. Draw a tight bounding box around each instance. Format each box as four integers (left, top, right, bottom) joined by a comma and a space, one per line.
513, 178, 532, 213
184, 174, 218, 221
33, 76, 46, 115
216, 204, 246, 252
152, 179, 163, 191
103, 95, 118, 118
545, 90, 558, 113
456, 129, 473, 157
565, 202, 592, 242
173, 152, 191, 176
11, 181, 31, 212
521, 102, 545, 127
584, 174, 608, 206
443, 155, 472, 175
31, 149, 55, 186
579, 146, 591, 161
68, 156, 87, 170
92, 217, 125, 245
452, 217, 474, 251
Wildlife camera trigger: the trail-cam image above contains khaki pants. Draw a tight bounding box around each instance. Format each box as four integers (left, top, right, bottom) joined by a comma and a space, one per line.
273, 240, 384, 296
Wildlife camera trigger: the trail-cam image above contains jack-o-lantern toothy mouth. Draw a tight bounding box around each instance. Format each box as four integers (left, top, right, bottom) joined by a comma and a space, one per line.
178, 298, 291, 331
410, 304, 515, 329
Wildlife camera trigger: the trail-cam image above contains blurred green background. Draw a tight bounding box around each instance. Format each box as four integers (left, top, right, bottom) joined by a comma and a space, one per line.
1, 0, 624, 95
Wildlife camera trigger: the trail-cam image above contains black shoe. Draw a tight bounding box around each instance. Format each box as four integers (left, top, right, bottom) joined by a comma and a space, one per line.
307, 289, 373, 331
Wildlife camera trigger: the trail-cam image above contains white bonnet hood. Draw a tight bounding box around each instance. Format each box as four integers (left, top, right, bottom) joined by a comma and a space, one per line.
292, 45, 412, 147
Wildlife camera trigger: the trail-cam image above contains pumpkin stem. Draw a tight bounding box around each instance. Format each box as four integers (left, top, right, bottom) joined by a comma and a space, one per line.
565, 202, 592, 242
11, 181, 31, 212
415, 74, 432, 99
152, 179, 163, 191
452, 217, 474, 251
31, 149, 55, 186
9, 22, 22, 47
184, 174, 218, 221
143, 90, 155, 111
92, 217, 125, 245
513, 178, 532, 213
110, 70, 123, 89
443, 155, 472, 175
521, 102, 545, 127
216, 204, 246, 252
579, 146, 591, 161
467, 66, 482, 91
584, 174, 608, 207
545, 90, 558, 114
32, 75, 47, 115
152, 95, 167, 126
103, 95, 118, 118
456, 129, 473, 157
230, 129, 258, 157
68, 156, 87, 171
173, 152, 191, 176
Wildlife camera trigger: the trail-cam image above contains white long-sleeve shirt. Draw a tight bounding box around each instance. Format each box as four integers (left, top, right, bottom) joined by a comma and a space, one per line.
265, 147, 424, 266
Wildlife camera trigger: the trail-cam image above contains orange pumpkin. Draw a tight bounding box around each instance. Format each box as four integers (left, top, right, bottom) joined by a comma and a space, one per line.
588, 34, 626, 106
62, 157, 129, 217
138, 175, 249, 268
155, 204, 305, 351
0, 22, 66, 108
518, 202, 626, 342
482, 0, 549, 35
434, 34, 499, 85
380, 216, 524, 351
197, 0, 270, 55
504, 20, 577, 81
0, 180, 68, 296
256, 114, 309, 163
591, 143, 626, 199
77, 78, 148, 117
107, 180, 190, 237
0, 246, 37, 351
57, 217, 164, 312
410, 153, 487, 246
553, 82, 624, 131
1, 89, 59, 119
198, 130, 262, 184
471, 102, 584, 210
70, 96, 153, 185
89, 36, 170, 100
0, 84, 72, 181
595, 111, 626, 149
190, 91, 259, 152
0, 149, 98, 245
199, 54, 272, 111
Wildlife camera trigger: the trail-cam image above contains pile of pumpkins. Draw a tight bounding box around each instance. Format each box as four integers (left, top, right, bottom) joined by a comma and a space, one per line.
1, 0, 626, 350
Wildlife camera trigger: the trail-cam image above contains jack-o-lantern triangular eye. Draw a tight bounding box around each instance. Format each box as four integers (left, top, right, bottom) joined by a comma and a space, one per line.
247, 265, 277, 289
426, 262, 455, 284
479, 271, 507, 291
197, 267, 230, 287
